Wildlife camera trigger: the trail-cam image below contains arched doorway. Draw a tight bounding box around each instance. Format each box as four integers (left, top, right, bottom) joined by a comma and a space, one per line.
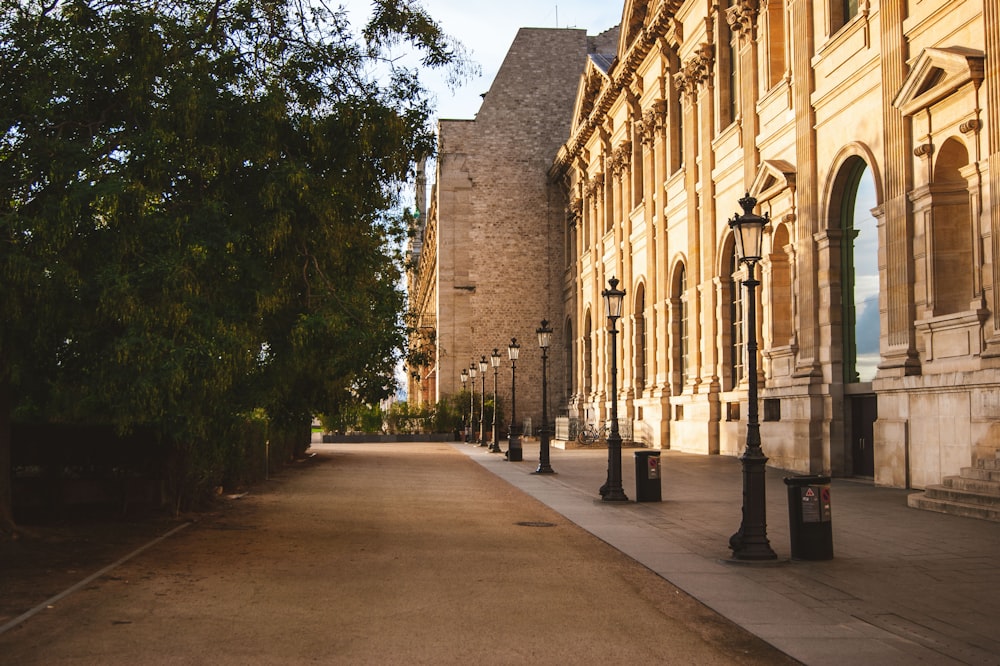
837, 158, 879, 477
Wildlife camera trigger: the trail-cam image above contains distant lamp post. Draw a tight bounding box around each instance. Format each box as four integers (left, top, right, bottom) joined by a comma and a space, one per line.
479, 355, 488, 447
600, 277, 628, 502
460, 368, 469, 441
489, 349, 502, 453
534, 321, 554, 474
506, 338, 522, 462
469, 361, 478, 443
728, 192, 777, 561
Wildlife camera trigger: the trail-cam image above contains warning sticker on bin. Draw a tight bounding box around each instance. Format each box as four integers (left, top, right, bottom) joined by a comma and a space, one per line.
801, 486, 831, 523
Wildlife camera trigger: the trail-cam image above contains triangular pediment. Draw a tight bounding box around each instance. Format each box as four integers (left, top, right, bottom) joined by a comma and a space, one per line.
618, 0, 652, 60
751, 160, 796, 202
894, 47, 985, 116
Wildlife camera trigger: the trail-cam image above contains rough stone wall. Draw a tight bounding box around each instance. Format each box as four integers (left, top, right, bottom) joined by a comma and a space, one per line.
433, 28, 593, 430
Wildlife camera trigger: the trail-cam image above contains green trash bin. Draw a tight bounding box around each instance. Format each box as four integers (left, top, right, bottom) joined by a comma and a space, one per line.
784, 475, 833, 560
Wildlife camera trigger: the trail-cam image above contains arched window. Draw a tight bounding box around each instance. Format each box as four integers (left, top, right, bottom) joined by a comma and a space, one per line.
670, 264, 688, 394
584, 310, 593, 395
931, 139, 973, 316
564, 318, 574, 405
841, 160, 879, 383
634, 284, 646, 393
770, 223, 793, 346
726, 242, 745, 390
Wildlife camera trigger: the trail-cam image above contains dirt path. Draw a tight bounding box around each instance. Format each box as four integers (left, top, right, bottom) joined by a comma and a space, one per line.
0, 442, 798, 664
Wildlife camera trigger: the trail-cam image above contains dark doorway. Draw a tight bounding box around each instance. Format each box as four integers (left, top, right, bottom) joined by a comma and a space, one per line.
850, 395, 877, 477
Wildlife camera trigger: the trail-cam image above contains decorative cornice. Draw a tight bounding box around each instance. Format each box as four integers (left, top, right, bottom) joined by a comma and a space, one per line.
557, 0, 687, 170
569, 196, 583, 221
674, 43, 715, 101
610, 141, 632, 177
726, 0, 760, 41
960, 118, 982, 134
637, 100, 669, 145
584, 172, 605, 200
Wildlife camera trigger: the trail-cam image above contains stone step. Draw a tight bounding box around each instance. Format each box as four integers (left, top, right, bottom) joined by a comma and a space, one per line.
960, 466, 1000, 482
976, 456, 1000, 470
943, 475, 1000, 495
907, 493, 1000, 522
919, 484, 1000, 508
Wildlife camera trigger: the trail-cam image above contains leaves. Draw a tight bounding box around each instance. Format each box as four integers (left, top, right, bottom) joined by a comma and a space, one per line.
0, 0, 469, 448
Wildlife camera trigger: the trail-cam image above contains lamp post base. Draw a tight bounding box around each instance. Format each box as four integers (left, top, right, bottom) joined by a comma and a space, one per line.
729, 447, 777, 561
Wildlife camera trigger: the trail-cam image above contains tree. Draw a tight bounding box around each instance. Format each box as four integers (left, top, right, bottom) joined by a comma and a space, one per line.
0, 0, 471, 532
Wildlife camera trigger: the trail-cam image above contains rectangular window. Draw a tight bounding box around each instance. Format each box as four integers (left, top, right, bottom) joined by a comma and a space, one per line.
764, 398, 781, 422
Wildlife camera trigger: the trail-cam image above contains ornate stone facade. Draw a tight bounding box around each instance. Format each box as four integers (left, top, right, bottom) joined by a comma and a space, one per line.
552, 0, 999, 489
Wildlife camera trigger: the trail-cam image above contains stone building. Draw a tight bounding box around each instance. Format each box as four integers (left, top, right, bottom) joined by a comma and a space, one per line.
553, 0, 999, 513
407, 27, 619, 432
409, 1, 1000, 518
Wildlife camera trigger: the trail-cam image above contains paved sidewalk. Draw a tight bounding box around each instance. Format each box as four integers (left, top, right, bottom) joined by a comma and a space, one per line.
456, 441, 1000, 666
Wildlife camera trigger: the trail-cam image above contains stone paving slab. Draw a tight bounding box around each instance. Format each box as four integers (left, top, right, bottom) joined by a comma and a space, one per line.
456, 441, 1000, 666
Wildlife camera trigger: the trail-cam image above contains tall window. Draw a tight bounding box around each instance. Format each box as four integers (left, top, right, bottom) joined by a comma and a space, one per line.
764, 0, 787, 89
634, 285, 646, 392
718, 0, 738, 129
728, 247, 746, 388
842, 161, 879, 383
584, 311, 593, 395
831, 0, 860, 34
565, 319, 574, 405
843, 0, 859, 21
931, 139, 973, 316
672, 264, 689, 393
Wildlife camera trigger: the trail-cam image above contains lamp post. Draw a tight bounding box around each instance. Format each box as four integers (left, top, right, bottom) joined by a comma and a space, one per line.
469, 361, 478, 443
728, 192, 777, 561
460, 368, 469, 441
489, 349, 502, 453
507, 338, 522, 462
479, 355, 488, 447
534, 321, 554, 474
600, 277, 628, 502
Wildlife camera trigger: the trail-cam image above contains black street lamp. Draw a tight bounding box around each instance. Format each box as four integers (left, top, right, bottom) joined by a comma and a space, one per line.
469, 361, 478, 443
489, 348, 502, 453
460, 368, 469, 441
506, 338, 522, 462
479, 355, 488, 447
600, 277, 628, 502
534, 321, 554, 474
728, 192, 777, 561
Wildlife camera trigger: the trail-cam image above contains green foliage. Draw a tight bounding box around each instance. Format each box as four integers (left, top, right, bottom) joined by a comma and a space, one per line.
319, 403, 385, 434
385, 393, 504, 436
0, 0, 472, 522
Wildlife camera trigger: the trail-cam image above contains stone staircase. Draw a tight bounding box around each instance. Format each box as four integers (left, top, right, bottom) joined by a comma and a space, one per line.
907, 451, 1000, 522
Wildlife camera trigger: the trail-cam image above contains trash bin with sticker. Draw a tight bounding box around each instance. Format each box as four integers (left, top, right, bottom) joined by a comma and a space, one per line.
634, 450, 662, 502
783, 475, 833, 560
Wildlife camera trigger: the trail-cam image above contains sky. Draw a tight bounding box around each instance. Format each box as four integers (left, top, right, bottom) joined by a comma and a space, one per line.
340, 1, 625, 121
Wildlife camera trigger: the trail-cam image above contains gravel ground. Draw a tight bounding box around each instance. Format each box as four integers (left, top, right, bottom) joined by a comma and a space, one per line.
0, 442, 799, 665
